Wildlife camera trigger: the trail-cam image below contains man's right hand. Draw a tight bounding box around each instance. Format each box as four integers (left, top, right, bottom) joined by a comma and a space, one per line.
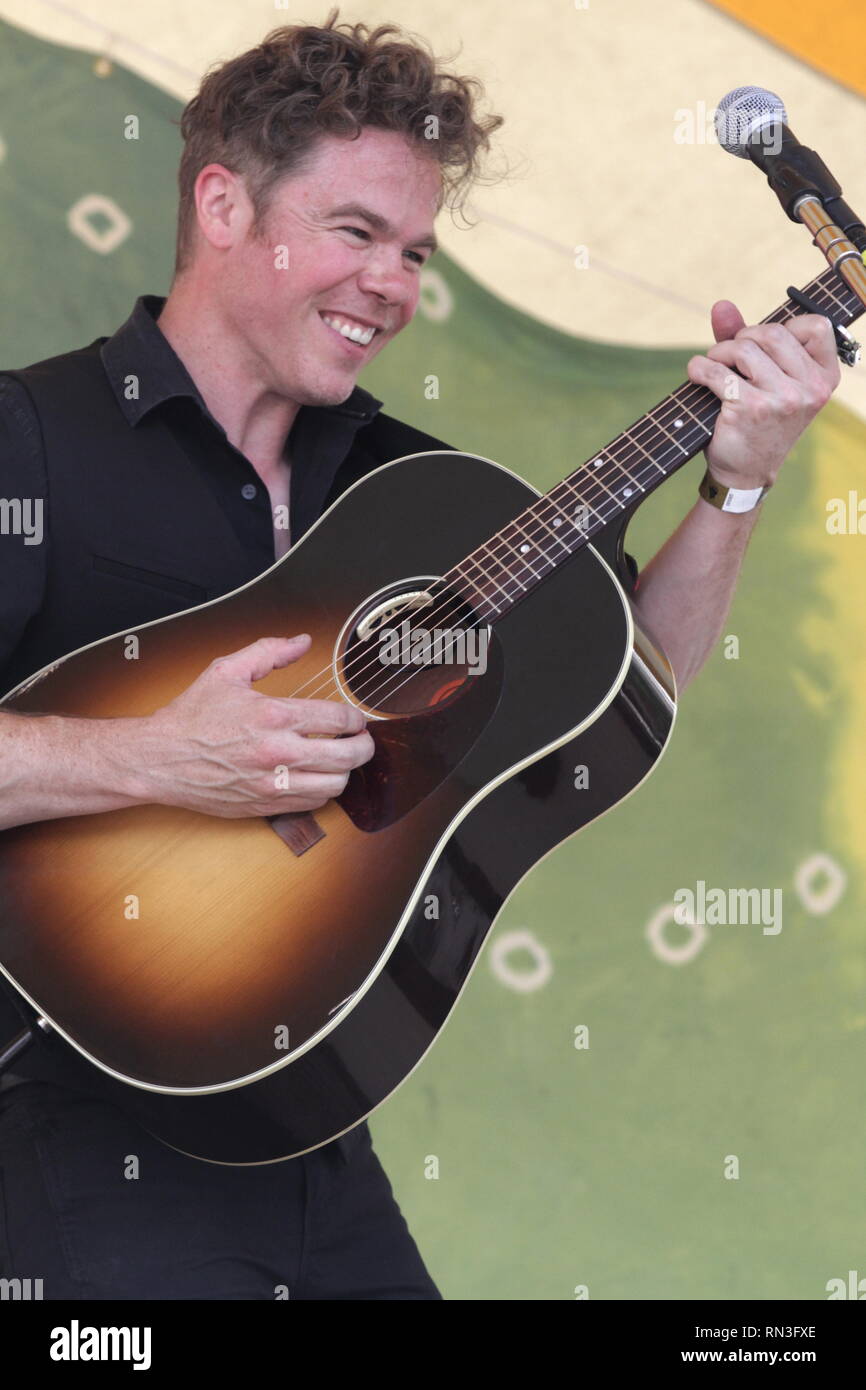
134, 634, 375, 818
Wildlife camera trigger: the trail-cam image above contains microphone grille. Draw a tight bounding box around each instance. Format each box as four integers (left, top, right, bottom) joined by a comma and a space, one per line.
714, 86, 787, 158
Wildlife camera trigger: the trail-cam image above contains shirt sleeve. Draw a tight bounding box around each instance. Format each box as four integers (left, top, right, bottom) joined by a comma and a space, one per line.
0, 374, 48, 695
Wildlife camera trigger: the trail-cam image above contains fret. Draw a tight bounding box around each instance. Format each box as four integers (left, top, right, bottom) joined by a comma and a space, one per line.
508, 511, 573, 564
563, 465, 624, 521
583, 456, 622, 507
619, 417, 676, 491
438, 264, 864, 625
483, 526, 552, 590
489, 519, 569, 594
663, 412, 691, 456
533, 501, 581, 553
650, 402, 708, 462
453, 580, 499, 623
818, 279, 848, 313
629, 414, 669, 476
608, 441, 647, 494
466, 547, 524, 600
553, 477, 604, 531
668, 389, 714, 439
543, 486, 596, 542
497, 521, 551, 579
455, 551, 519, 616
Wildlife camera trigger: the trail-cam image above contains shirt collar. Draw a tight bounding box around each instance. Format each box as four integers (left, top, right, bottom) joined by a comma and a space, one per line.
100, 293, 383, 433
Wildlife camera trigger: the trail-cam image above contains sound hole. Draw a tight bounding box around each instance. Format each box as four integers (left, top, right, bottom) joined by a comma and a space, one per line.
337, 581, 489, 718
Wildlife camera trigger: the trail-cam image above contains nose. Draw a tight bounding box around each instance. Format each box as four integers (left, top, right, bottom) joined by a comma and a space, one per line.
356, 246, 414, 310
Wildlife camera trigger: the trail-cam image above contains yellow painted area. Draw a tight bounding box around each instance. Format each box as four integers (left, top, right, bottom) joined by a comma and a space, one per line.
798, 399, 866, 876
707, 0, 866, 98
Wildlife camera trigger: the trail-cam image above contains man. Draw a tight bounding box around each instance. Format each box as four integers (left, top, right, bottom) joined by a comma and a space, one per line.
0, 10, 841, 1300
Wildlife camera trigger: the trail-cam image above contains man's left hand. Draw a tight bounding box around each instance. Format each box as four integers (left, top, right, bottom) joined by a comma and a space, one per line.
685, 300, 841, 491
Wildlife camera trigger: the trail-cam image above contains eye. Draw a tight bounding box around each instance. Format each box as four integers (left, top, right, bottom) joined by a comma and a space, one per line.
340, 226, 426, 266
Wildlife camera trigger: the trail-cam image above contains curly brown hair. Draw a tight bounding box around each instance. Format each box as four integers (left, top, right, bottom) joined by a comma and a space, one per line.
174, 8, 505, 274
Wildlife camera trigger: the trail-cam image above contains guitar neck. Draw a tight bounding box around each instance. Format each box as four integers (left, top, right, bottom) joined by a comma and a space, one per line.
447, 264, 865, 623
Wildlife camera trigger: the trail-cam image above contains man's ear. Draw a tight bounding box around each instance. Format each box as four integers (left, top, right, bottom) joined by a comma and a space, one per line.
193, 163, 250, 252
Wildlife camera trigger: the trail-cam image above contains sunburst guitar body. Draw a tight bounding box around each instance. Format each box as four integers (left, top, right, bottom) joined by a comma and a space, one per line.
0, 450, 675, 1162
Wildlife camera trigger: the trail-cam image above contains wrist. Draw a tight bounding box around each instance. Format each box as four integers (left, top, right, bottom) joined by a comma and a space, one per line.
93, 715, 161, 806
706, 469, 766, 491
699, 466, 771, 514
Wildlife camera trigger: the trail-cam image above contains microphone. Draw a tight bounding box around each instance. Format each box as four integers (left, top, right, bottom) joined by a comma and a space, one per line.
714, 85, 865, 365
714, 85, 866, 250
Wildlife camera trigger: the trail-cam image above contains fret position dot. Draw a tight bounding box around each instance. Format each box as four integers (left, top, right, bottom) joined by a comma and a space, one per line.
519, 544, 531, 554
674, 419, 683, 428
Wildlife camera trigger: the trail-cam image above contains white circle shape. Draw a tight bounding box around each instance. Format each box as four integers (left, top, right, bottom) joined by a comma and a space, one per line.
645, 900, 707, 965
489, 928, 553, 993
418, 267, 453, 323
793, 853, 846, 916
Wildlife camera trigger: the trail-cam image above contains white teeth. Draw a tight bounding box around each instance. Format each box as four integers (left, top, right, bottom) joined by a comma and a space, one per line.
322, 314, 376, 346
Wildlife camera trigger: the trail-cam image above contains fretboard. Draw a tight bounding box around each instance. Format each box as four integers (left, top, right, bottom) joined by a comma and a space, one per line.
447, 264, 864, 622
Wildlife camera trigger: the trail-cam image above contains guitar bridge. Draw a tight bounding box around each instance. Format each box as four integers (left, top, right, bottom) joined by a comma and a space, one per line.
267, 811, 326, 856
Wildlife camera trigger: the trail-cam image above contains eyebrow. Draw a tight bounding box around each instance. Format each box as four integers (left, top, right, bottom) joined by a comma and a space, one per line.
326, 201, 439, 255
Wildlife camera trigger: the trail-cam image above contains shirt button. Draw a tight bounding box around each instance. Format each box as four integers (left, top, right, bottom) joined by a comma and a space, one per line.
241, 483, 257, 500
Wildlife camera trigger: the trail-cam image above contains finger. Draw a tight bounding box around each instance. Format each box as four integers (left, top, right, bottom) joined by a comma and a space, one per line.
287, 729, 375, 773
270, 769, 352, 804
780, 313, 840, 379
719, 321, 816, 381
710, 299, 747, 344
280, 696, 368, 736
212, 634, 311, 684
689, 339, 789, 398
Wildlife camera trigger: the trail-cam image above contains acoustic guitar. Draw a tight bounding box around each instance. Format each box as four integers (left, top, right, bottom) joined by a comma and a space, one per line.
0, 263, 859, 1162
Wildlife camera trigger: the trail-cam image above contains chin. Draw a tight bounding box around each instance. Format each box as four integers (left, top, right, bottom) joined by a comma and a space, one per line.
300, 377, 357, 408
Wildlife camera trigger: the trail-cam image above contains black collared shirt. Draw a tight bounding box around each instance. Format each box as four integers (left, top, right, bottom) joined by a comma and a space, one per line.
100, 295, 389, 561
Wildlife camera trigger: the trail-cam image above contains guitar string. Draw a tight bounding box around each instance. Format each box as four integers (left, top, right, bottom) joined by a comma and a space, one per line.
285, 358, 782, 712
287, 372, 729, 708
284, 391, 717, 712
306, 403, 714, 709
280, 275, 858, 713
291, 387, 724, 713
284, 271, 855, 710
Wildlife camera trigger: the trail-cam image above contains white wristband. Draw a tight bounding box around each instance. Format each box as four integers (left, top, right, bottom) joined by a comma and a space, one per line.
699, 469, 770, 513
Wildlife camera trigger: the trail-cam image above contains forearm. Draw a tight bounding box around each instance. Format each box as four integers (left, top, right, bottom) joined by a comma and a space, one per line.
631, 494, 761, 693
0, 710, 148, 831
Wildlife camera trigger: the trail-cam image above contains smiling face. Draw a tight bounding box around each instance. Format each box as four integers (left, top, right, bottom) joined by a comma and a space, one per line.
202, 126, 443, 410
